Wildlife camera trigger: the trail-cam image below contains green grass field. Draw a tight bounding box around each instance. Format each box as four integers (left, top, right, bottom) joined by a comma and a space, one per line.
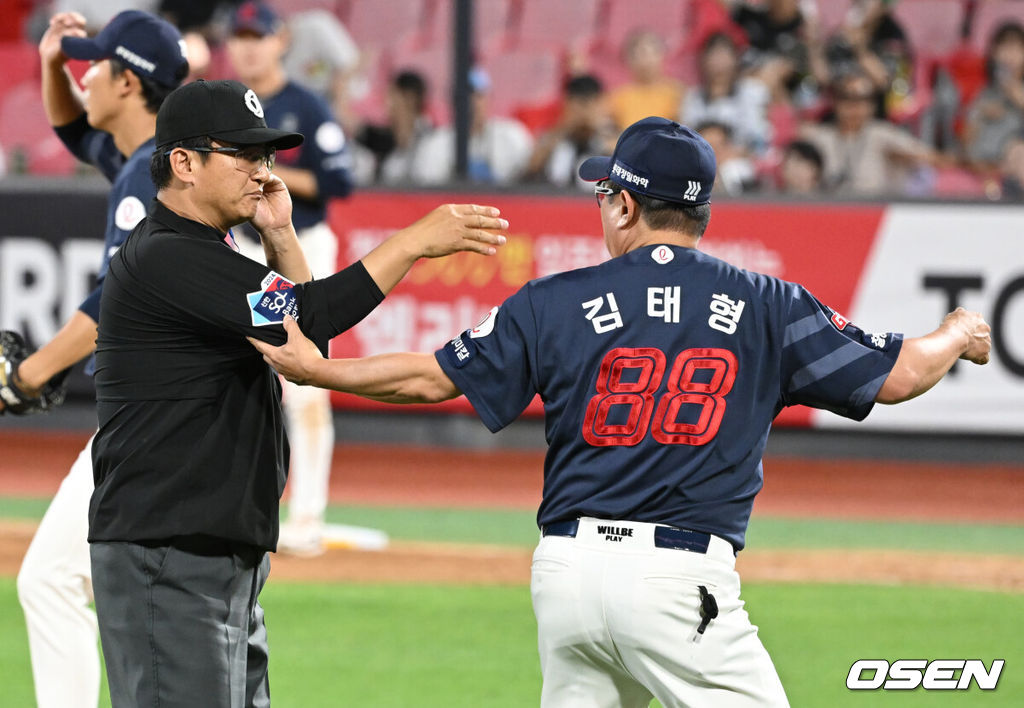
1, 579, 1021, 706
2, 499, 1022, 706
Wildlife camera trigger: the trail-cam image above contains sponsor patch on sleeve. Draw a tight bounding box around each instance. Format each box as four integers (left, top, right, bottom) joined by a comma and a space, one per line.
441, 332, 478, 369
246, 271, 299, 326
469, 306, 499, 339
830, 310, 850, 331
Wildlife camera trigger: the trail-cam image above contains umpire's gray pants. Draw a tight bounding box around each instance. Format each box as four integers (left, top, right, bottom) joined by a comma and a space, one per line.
91, 538, 271, 708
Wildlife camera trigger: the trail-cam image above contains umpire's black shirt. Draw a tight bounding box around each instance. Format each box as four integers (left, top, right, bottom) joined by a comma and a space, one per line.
90, 200, 383, 551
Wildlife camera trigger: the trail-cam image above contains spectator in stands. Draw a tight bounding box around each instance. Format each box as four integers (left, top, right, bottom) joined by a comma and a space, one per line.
680, 32, 772, 154
998, 133, 1024, 200
717, 0, 829, 110
607, 29, 686, 131
696, 120, 757, 194
800, 69, 940, 196
824, 0, 915, 121
777, 138, 824, 194
524, 74, 616, 191
413, 68, 533, 185
964, 22, 1024, 170
353, 69, 435, 185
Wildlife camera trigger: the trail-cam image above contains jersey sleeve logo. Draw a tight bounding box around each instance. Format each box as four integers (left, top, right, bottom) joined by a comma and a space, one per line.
114, 196, 146, 231
469, 306, 499, 339
246, 271, 298, 326
830, 310, 850, 331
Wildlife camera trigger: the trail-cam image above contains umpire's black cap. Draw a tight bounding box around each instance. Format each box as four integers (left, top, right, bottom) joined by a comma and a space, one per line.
579, 117, 716, 206
155, 79, 303, 150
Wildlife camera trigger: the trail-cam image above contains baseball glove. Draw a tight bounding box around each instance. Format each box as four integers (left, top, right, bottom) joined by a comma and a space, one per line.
0, 330, 69, 415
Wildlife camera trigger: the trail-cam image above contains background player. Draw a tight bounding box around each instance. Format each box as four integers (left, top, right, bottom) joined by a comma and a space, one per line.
252, 117, 992, 706
225, 0, 381, 555
6, 10, 188, 708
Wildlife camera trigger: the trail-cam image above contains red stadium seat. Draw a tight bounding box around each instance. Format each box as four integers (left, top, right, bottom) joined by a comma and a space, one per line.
342, 0, 430, 51
970, 0, 1024, 55
930, 166, 990, 198
599, 0, 694, 57
0, 41, 39, 99
892, 0, 966, 60
419, 0, 515, 54
267, 0, 340, 17
0, 81, 77, 175
512, 0, 601, 49
483, 47, 561, 117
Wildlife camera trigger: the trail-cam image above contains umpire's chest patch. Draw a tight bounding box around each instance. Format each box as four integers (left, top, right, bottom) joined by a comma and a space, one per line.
246, 271, 299, 326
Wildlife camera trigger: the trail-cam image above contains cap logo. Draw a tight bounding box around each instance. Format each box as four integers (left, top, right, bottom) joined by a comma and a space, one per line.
611, 161, 649, 189
114, 45, 156, 74
683, 181, 701, 201
244, 89, 264, 118
178, 39, 188, 58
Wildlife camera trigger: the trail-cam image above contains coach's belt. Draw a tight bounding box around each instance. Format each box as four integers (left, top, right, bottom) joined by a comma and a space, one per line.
542, 519, 712, 554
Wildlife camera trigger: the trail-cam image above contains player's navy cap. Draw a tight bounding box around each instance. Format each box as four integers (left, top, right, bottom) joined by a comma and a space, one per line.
156, 79, 303, 150
61, 10, 188, 89
231, 0, 283, 37
579, 116, 717, 205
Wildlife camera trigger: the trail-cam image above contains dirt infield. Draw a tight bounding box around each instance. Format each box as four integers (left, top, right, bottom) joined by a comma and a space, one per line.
1, 431, 1022, 590
2, 432, 1023, 523
1, 521, 1021, 592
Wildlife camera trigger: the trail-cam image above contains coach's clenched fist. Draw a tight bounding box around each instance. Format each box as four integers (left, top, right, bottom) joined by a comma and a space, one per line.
943, 307, 992, 365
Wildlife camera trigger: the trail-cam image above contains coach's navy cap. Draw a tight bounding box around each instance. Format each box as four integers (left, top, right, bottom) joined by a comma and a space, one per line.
579, 116, 717, 205
231, 1, 282, 37
61, 10, 188, 89
156, 79, 303, 149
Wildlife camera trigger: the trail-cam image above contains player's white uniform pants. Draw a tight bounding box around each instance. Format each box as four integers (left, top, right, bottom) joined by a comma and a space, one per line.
17, 433, 99, 708
531, 517, 789, 708
238, 221, 338, 526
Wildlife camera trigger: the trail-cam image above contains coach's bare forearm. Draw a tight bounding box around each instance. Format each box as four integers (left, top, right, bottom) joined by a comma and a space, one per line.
876, 308, 990, 404
309, 352, 460, 404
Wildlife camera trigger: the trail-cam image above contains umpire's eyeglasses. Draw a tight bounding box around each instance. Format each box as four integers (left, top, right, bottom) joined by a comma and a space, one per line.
169, 144, 277, 174
594, 179, 621, 206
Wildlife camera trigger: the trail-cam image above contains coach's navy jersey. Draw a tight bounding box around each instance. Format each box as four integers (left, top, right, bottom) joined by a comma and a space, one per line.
261, 81, 353, 230
436, 244, 903, 550
55, 114, 156, 322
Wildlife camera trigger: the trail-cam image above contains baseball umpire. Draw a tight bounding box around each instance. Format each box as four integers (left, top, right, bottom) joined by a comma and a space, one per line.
87, 78, 506, 706
4, 10, 188, 708
252, 117, 991, 706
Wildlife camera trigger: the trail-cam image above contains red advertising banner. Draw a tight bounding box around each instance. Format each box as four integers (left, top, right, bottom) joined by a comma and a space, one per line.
327, 192, 885, 427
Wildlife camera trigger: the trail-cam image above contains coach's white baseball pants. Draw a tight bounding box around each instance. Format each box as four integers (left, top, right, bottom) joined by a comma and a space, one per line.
531, 517, 789, 707
238, 222, 338, 529
17, 433, 99, 708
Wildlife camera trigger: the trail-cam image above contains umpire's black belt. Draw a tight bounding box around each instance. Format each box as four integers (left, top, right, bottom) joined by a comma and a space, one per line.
542, 519, 712, 554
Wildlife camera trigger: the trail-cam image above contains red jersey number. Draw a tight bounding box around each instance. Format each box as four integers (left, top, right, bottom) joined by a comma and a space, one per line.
583, 347, 737, 447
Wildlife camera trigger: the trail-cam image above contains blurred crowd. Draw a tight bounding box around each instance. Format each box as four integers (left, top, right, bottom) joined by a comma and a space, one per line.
4, 0, 1024, 201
